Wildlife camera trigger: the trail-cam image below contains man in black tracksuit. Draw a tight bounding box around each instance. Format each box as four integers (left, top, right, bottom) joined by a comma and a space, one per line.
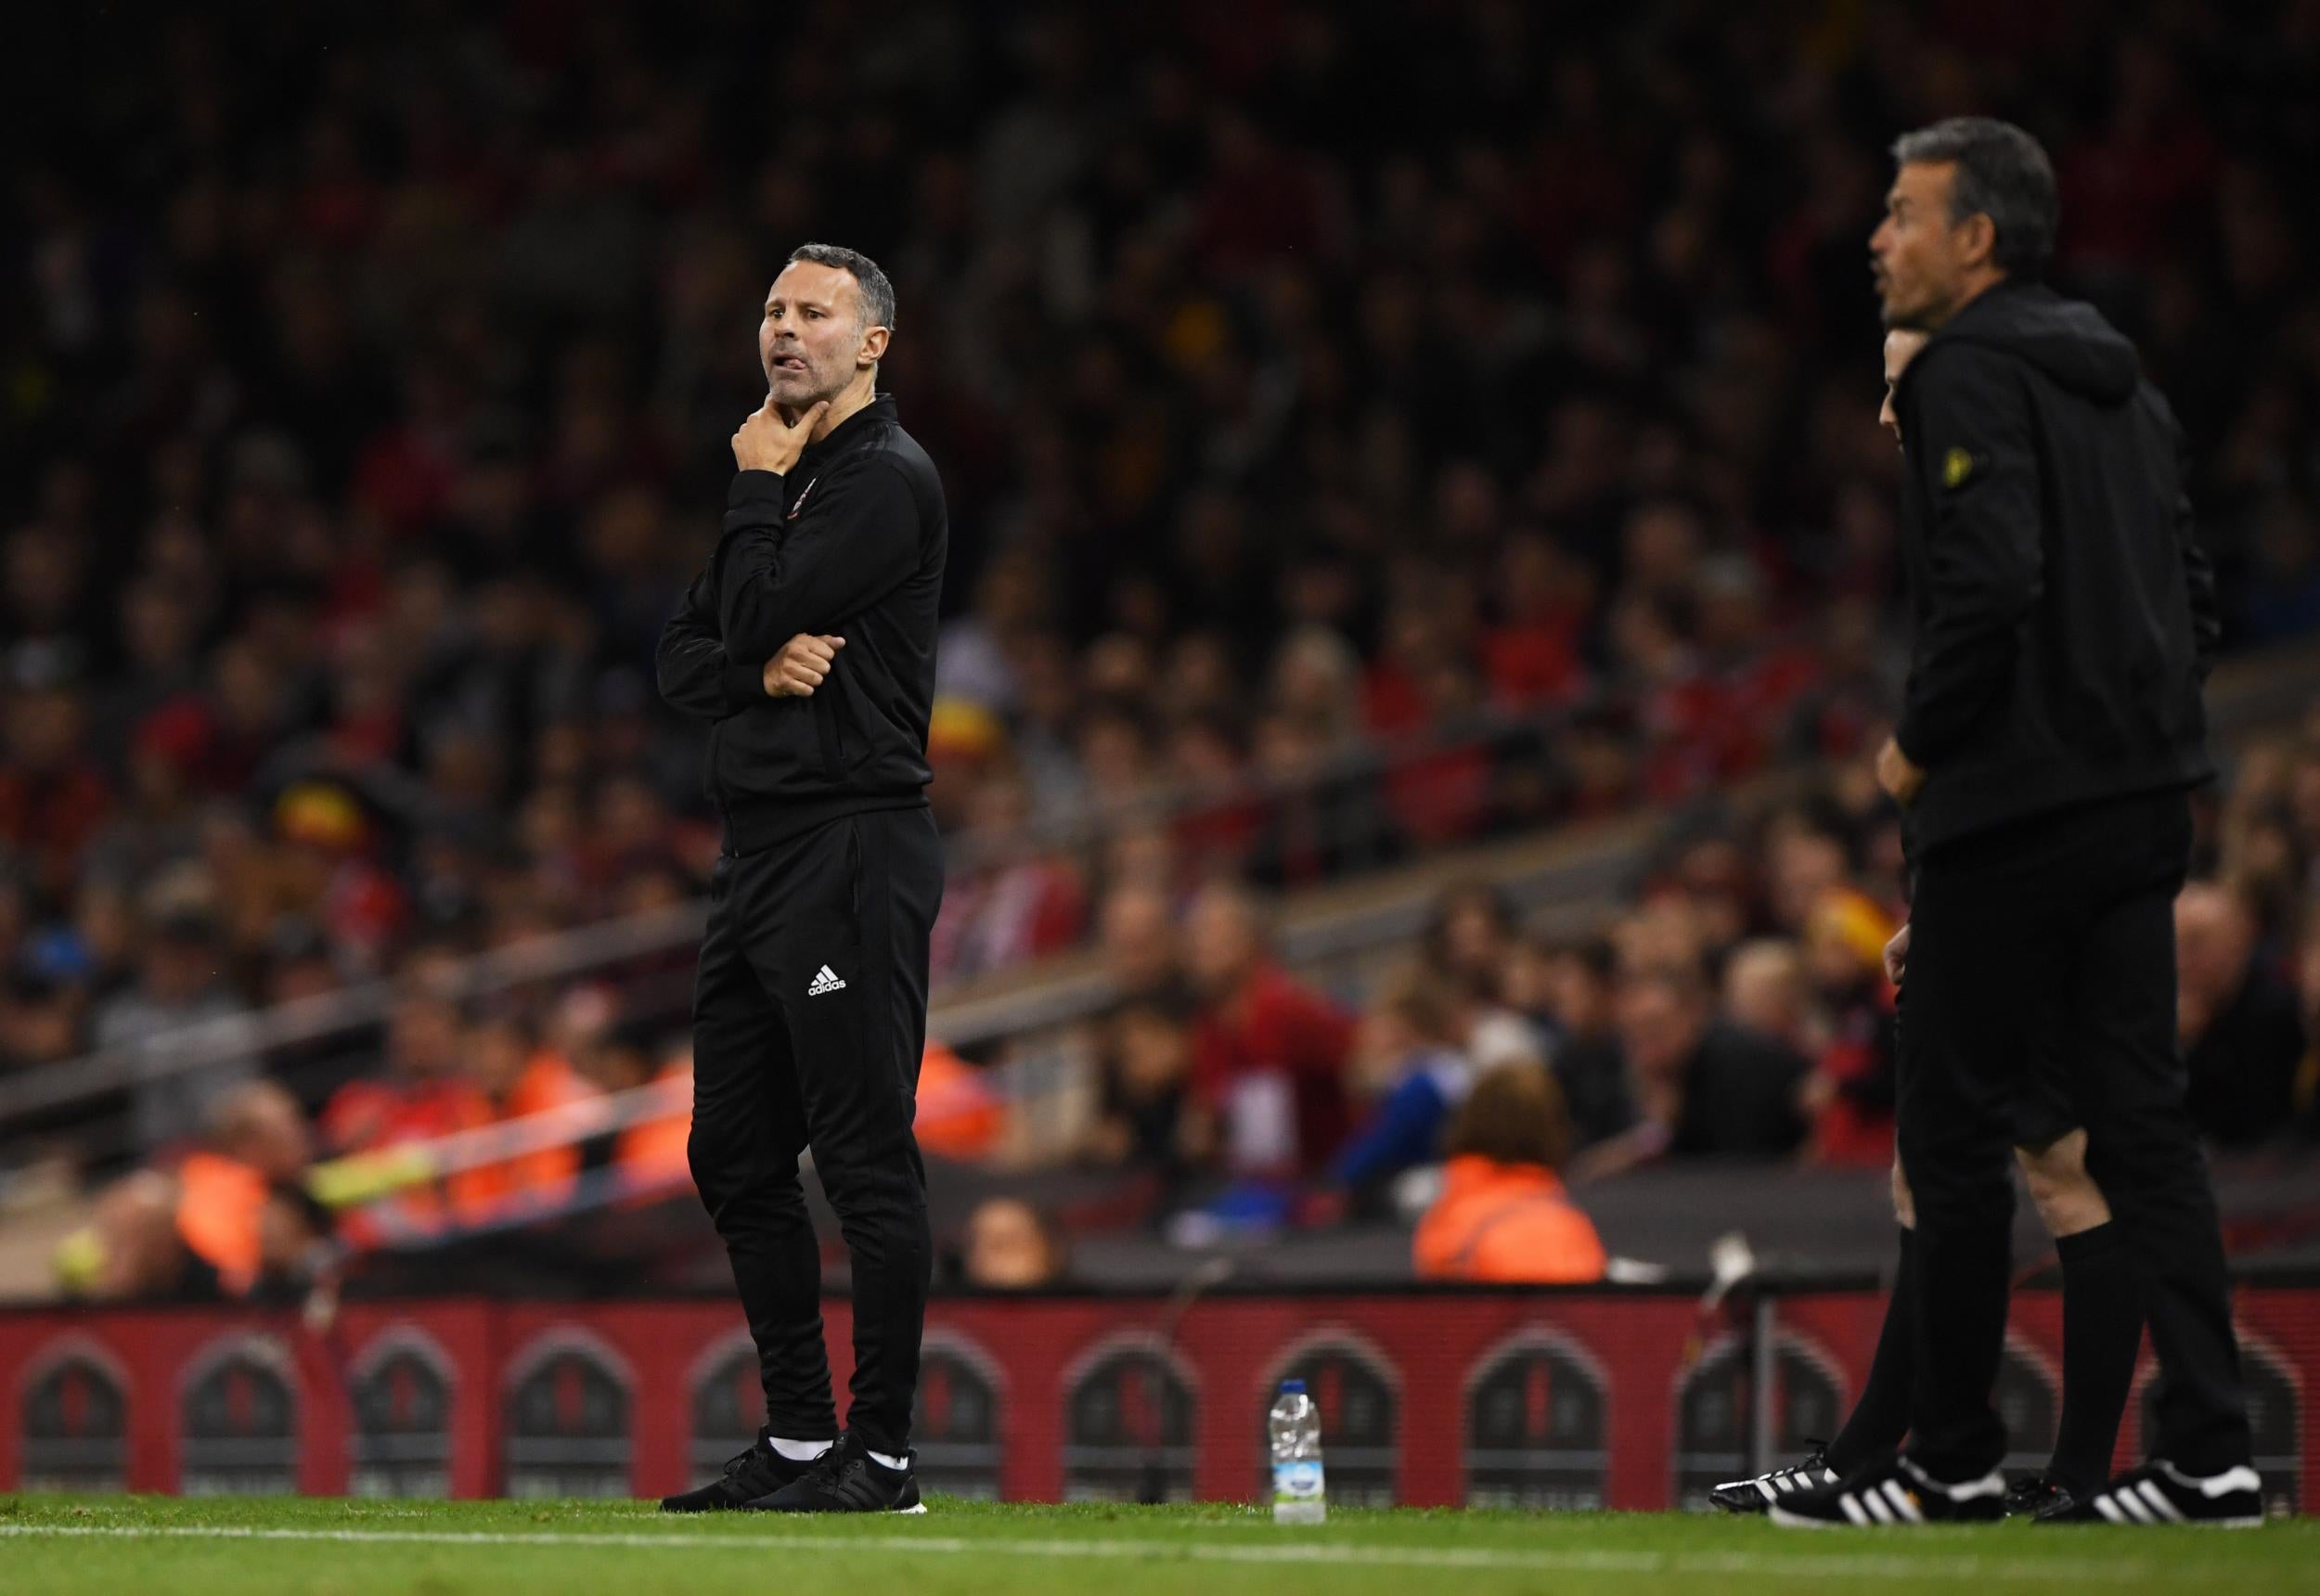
655, 243, 945, 1515
1774, 121, 2262, 1529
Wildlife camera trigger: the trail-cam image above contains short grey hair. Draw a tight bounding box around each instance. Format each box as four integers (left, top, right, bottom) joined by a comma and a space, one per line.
1890, 117, 2058, 279
786, 242, 897, 332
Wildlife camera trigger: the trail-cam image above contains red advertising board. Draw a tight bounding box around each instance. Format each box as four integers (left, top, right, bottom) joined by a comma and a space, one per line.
1, 1286, 2309, 1511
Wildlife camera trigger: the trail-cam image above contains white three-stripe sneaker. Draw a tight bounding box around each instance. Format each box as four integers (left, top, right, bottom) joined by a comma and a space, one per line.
2044, 1461, 2265, 1527
1769, 1455, 2006, 1527
1709, 1446, 1839, 1513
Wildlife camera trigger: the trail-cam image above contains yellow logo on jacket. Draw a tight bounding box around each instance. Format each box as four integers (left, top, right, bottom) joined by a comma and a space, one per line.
1942, 446, 1975, 489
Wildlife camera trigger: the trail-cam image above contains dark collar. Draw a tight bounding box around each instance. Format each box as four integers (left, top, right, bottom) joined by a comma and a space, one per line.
799, 393, 896, 470
1932, 276, 2044, 342
1894, 279, 2041, 407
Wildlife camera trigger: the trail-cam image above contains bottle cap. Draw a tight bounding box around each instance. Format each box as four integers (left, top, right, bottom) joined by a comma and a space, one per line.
1281, 1379, 1307, 1395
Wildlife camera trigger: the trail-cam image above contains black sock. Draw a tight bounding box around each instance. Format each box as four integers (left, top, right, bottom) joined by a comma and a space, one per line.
2050, 1220, 2142, 1496
1826, 1227, 1918, 1474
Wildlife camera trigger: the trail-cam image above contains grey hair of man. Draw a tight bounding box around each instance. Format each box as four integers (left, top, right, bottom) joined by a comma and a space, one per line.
1888, 117, 2058, 280
787, 241, 897, 332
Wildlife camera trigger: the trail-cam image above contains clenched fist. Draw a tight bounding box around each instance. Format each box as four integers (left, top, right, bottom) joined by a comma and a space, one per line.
763, 633, 844, 698
1875, 735, 1926, 807
732, 397, 829, 477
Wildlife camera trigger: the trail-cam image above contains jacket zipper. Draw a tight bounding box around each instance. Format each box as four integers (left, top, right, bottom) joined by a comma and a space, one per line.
706, 718, 732, 828
815, 688, 847, 783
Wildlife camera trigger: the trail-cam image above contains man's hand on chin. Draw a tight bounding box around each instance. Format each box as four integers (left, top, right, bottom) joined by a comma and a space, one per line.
1876, 735, 1926, 807
732, 397, 829, 476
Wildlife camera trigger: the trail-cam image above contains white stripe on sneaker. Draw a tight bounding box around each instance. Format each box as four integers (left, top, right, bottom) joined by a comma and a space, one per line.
2161, 1461, 2263, 1500
1900, 1463, 2006, 1502
1756, 1479, 1778, 1501
1882, 1481, 1923, 1524
2116, 1491, 2157, 1525
1840, 1493, 1871, 1526
2134, 1481, 2185, 1524
1862, 1492, 1896, 1525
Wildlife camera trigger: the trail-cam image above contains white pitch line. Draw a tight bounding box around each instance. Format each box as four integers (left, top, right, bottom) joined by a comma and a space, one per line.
0, 1522, 2181, 1585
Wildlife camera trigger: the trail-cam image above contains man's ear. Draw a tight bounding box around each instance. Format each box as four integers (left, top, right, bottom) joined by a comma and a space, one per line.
1954, 211, 1997, 274
858, 324, 891, 369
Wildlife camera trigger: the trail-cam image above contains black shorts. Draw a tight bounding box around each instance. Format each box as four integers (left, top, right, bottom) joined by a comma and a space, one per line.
2014, 993, 2086, 1154
1895, 985, 2080, 1153
1898, 790, 2193, 1175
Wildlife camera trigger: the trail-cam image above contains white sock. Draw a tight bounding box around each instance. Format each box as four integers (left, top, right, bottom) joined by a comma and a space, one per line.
868, 1449, 909, 1472
769, 1436, 833, 1461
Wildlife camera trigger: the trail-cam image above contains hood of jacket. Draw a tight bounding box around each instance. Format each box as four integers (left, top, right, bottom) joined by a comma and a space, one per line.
1931, 278, 2141, 403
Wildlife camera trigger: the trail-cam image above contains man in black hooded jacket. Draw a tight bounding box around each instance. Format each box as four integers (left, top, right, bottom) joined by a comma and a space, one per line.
1772, 120, 2262, 1530
654, 243, 946, 1515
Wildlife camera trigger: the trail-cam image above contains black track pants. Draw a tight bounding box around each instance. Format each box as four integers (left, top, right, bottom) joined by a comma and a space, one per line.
688, 804, 942, 1457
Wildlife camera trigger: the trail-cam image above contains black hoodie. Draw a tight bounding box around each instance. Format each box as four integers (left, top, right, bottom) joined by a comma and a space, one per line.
1891, 280, 2219, 852
656, 394, 947, 853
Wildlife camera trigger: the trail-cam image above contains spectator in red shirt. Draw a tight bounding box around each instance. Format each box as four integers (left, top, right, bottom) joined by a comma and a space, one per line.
321, 988, 487, 1156
1383, 657, 1493, 849
0, 678, 112, 905
1482, 532, 1592, 711
1692, 554, 1821, 777
320, 986, 494, 1241
1360, 600, 1447, 738
1182, 880, 1354, 1180
272, 782, 410, 976
1605, 596, 1721, 804
931, 766, 1087, 980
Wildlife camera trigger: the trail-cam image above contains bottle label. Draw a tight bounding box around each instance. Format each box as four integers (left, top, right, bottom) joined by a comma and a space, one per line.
1274, 1459, 1324, 1500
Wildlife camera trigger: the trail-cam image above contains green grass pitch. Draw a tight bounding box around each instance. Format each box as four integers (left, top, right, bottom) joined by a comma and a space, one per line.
0, 1494, 2311, 1595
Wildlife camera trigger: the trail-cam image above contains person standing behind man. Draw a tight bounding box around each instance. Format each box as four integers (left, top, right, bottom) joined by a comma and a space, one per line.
656, 243, 947, 1515
1773, 119, 2262, 1528
1721, 327, 2146, 1523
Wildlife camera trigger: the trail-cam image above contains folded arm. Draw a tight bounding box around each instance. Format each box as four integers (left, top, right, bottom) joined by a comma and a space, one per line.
716, 459, 922, 663
655, 565, 763, 721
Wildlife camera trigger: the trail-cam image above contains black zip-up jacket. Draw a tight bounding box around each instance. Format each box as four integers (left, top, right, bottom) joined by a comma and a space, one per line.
656, 393, 946, 853
1892, 279, 2218, 852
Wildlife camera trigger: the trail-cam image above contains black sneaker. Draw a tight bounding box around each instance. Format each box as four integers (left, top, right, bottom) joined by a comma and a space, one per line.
2043, 1461, 2264, 1527
2004, 1471, 2081, 1520
745, 1434, 926, 1514
1769, 1455, 2006, 1527
1709, 1445, 1839, 1513
659, 1432, 824, 1512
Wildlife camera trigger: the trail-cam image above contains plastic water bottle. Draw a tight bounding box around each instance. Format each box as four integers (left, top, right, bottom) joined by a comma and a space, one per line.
1270, 1379, 1326, 1525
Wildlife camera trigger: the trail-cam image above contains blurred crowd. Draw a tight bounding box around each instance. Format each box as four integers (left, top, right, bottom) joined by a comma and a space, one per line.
1081, 727, 2317, 1265
57, 717, 2320, 1303
7, 3, 2320, 1291
62, 995, 703, 1305
9, 3, 2320, 1082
